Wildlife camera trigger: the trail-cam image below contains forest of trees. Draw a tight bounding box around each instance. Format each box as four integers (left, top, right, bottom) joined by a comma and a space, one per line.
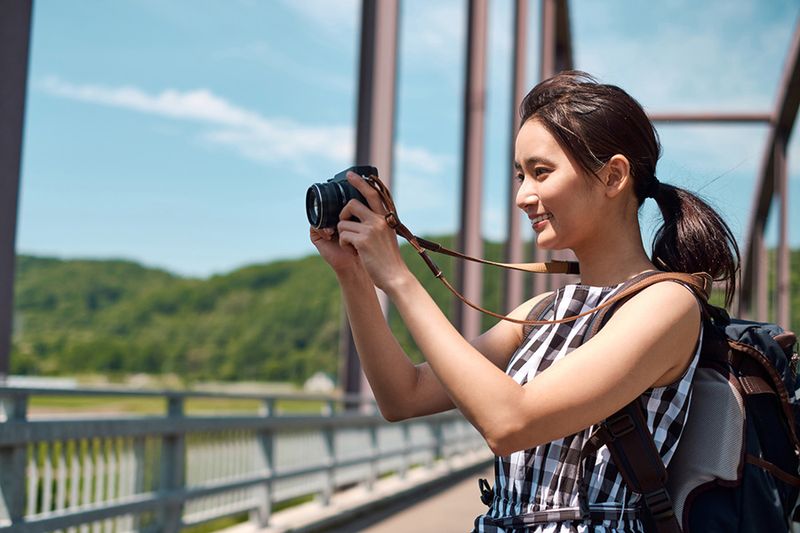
10, 241, 800, 386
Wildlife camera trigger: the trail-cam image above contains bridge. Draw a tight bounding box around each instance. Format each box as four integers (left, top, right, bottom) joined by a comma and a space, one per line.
0, 1, 798, 531
0, 386, 491, 532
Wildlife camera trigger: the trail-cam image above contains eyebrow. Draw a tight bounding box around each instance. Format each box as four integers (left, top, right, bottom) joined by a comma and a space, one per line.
514, 156, 556, 170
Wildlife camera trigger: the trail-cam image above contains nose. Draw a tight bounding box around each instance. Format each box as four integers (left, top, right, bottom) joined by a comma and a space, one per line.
515, 179, 539, 211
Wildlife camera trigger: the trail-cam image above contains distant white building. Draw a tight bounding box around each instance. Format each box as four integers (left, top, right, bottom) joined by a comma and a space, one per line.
6, 375, 77, 389
303, 372, 335, 393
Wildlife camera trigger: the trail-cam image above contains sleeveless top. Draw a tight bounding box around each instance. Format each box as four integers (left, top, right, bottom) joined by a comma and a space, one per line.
473, 281, 702, 533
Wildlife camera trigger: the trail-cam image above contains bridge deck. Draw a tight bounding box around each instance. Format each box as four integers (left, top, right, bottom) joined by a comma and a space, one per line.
352, 466, 492, 533
221, 458, 493, 533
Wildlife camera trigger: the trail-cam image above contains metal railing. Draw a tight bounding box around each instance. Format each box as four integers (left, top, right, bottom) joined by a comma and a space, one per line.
0, 386, 489, 533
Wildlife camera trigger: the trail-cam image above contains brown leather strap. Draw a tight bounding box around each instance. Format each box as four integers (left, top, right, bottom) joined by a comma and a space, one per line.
415, 237, 580, 274
746, 454, 800, 487
739, 375, 776, 396
363, 173, 711, 327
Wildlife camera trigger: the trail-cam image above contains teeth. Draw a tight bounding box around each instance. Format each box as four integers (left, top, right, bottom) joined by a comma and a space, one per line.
532, 214, 551, 224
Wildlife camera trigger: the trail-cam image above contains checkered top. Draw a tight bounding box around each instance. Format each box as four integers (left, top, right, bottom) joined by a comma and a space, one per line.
473, 282, 701, 533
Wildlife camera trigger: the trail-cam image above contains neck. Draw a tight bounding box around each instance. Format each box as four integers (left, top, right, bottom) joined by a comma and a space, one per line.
570, 220, 655, 287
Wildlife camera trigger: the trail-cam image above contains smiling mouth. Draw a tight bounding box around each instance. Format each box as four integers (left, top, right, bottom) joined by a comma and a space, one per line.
530, 213, 552, 225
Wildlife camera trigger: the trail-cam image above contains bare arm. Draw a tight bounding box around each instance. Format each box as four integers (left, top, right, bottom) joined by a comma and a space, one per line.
384, 273, 700, 455
337, 262, 551, 420
330, 172, 701, 456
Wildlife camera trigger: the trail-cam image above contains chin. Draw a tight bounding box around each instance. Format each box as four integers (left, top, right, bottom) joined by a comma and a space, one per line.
535, 234, 572, 253
535, 233, 558, 250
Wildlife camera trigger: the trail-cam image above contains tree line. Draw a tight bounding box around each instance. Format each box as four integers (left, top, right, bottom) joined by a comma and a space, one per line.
11, 243, 799, 385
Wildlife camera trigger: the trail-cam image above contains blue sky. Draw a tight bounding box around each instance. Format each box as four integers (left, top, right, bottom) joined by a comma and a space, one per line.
18, 0, 800, 277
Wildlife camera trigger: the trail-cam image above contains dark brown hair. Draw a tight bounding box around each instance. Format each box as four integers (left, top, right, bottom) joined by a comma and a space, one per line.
520, 71, 740, 306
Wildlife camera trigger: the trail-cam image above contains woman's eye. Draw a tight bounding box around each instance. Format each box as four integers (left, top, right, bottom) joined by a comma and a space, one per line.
534, 167, 550, 178
514, 173, 524, 182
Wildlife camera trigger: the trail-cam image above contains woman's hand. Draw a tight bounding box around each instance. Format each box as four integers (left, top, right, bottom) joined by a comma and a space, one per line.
336, 172, 412, 291
309, 225, 364, 276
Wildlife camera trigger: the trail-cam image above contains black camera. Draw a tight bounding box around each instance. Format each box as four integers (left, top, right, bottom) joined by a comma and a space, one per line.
306, 165, 378, 229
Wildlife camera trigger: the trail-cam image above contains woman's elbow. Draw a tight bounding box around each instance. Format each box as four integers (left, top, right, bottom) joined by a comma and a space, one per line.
486, 433, 522, 457
377, 404, 410, 423
482, 425, 513, 456
484, 421, 538, 456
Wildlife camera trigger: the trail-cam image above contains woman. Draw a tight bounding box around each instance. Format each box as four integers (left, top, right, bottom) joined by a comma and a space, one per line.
310, 71, 738, 532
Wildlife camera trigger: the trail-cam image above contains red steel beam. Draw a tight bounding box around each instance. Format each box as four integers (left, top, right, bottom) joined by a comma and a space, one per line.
775, 134, 790, 328
339, 0, 399, 403
740, 20, 800, 318
503, 0, 528, 313
0, 0, 32, 382
455, 0, 489, 341
539, 0, 575, 294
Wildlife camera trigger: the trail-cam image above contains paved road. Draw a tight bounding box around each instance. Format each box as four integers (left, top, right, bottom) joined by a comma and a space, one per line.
330, 467, 493, 533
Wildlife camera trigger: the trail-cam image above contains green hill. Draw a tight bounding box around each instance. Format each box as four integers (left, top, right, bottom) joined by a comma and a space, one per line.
11, 237, 506, 384
10, 244, 800, 385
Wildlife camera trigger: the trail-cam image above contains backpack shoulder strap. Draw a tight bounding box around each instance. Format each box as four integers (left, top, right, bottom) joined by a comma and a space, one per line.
521, 292, 557, 339
584, 271, 710, 342
580, 271, 704, 533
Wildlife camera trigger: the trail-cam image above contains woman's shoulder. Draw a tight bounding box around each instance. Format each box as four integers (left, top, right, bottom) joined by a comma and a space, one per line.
511, 290, 556, 321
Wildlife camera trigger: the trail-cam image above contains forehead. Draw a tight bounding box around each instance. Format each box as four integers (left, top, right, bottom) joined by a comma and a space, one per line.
514, 120, 563, 162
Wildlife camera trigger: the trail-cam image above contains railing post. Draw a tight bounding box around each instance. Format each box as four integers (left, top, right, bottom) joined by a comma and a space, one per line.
435, 419, 449, 472
366, 423, 379, 491
320, 423, 335, 505
398, 422, 409, 479
159, 395, 185, 533
262, 398, 277, 417
250, 399, 274, 527
0, 393, 28, 526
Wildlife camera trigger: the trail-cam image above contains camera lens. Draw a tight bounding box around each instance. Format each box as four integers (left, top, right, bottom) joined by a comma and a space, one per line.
312, 195, 320, 220
306, 185, 323, 228
306, 166, 375, 229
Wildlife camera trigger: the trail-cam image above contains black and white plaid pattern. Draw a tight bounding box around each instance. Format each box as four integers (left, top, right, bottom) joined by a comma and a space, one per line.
474, 282, 701, 533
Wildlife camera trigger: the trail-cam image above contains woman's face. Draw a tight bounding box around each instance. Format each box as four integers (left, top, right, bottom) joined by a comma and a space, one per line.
514, 119, 604, 252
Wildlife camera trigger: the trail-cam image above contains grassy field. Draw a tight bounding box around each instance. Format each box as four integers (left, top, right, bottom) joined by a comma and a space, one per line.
27, 395, 333, 417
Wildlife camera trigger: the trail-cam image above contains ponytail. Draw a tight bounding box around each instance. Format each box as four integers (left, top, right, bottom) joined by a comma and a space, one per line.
519, 71, 741, 307
650, 183, 740, 307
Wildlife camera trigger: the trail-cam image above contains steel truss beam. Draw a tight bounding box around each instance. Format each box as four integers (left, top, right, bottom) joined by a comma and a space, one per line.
537, 0, 574, 294
454, 0, 489, 340
740, 21, 800, 326
0, 0, 33, 381
503, 0, 529, 313
339, 0, 399, 402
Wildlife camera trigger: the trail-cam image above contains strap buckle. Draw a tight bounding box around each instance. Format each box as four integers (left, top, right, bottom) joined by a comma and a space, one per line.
643, 488, 675, 521
605, 413, 635, 440
384, 212, 400, 229
478, 478, 494, 506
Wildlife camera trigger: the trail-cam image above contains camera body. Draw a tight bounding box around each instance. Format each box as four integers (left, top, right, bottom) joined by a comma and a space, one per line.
306, 165, 378, 229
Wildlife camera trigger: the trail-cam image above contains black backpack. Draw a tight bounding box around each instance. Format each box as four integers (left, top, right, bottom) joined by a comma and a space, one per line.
576, 272, 800, 532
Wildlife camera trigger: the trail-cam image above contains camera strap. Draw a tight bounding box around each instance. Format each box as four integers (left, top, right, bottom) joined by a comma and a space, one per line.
364, 173, 711, 326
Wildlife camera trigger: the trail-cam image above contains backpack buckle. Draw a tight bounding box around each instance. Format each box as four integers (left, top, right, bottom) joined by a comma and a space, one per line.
643, 488, 675, 521
605, 413, 635, 440
478, 478, 494, 506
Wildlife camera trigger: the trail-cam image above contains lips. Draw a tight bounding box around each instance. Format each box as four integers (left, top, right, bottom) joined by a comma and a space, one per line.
530, 213, 552, 225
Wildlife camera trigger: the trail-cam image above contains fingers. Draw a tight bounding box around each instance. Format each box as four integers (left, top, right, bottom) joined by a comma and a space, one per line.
339, 197, 381, 225
347, 171, 387, 215
336, 228, 359, 256
310, 226, 336, 241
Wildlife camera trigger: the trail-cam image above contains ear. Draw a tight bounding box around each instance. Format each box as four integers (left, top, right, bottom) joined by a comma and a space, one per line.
602, 154, 631, 199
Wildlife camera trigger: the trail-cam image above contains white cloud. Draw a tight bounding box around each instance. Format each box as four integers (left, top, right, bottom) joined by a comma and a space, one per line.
38, 76, 446, 177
